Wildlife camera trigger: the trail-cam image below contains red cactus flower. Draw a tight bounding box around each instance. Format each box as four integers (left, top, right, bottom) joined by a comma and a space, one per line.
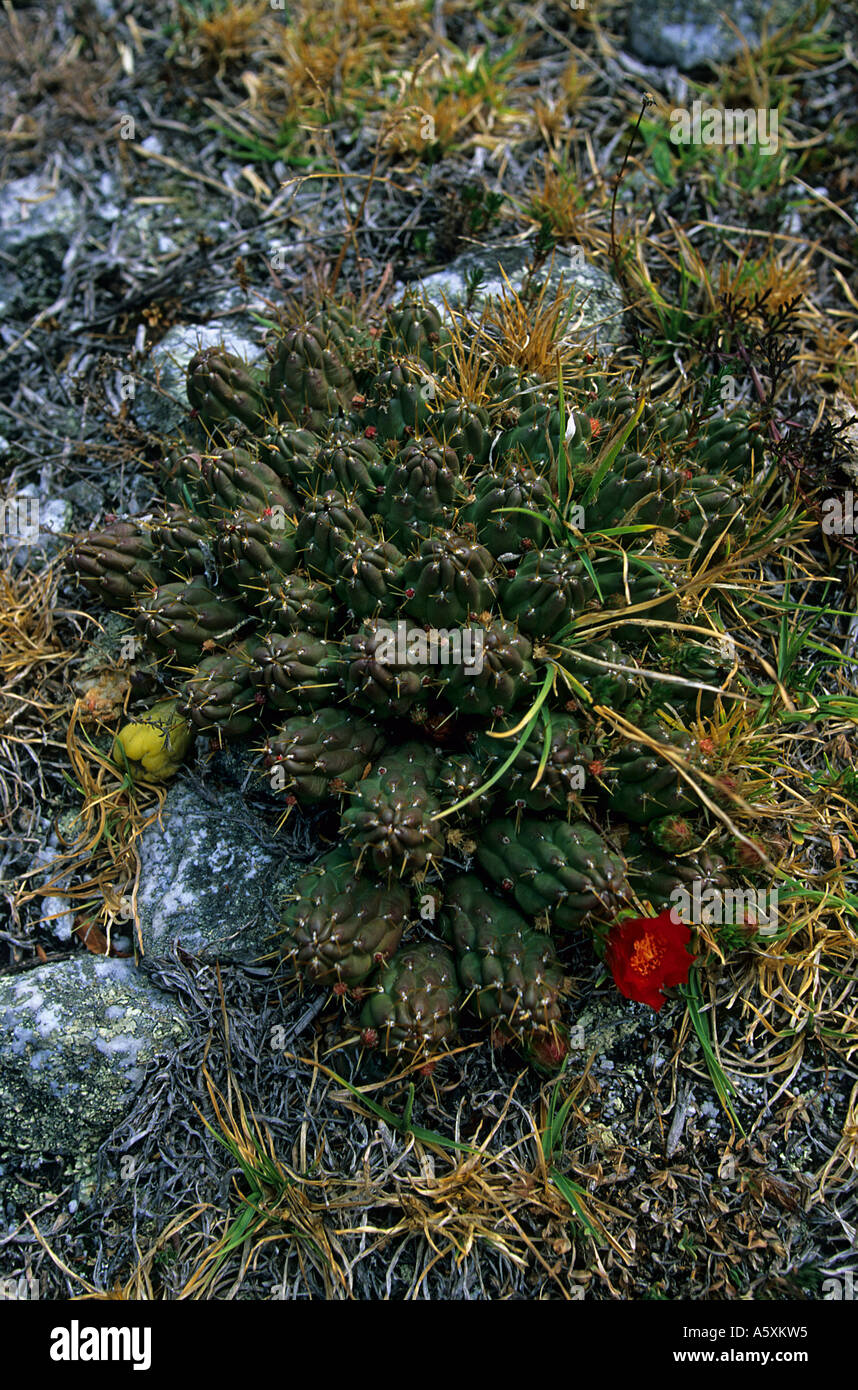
605, 910, 695, 1011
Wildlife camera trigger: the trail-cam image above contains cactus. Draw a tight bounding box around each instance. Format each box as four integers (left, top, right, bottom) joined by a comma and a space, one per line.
602, 722, 711, 824
153, 509, 218, 580
378, 439, 461, 541
261, 571, 335, 635
647, 814, 700, 855
316, 430, 387, 505
360, 942, 461, 1054
428, 400, 491, 467
295, 490, 373, 581
340, 618, 429, 717
341, 744, 444, 874
400, 531, 496, 627
435, 753, 495, 819
697, 413, 764, 479
472, 713, 594, 813
198, 448, 299, 517
268, 322, 356, 428
563, 638, 637, 708
266, 708, 385, 802
250, 630, 343, 711
258, 426, 320, 490
356, 359, 434, 441
179, 642, 258, 736
215, 513, 299, 589
579, 451, 685, 535
462, 465, 552, 558
281, 850, 409, 987
135, 582, 246, 663
333, 533, 405, 619
673, 473, 746, 554
440, 617, 535, 717
623, 834, 731, 912
441, 876, 567, 1041
499, 548, 593, 637
187, 348, 268, 435
381, 300, 452, 370
70, 520, 168, 607
477, 817, 629, 930
64, 285, 766, 1070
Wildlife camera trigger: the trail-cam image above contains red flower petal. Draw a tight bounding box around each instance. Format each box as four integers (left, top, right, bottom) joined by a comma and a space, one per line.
605, 909, 695, 1011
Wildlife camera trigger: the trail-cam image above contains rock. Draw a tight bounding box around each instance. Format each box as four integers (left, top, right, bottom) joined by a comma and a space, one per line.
136, 779, 304, 962
134, 323, 266, 435
414, 242, 624, 348
0, 956, 187, 1156
570, 992, 655, 1058
626, 0, 796, 69
39, 895, 75, 943
0, 174, 81, 319
61, 479, 106, 516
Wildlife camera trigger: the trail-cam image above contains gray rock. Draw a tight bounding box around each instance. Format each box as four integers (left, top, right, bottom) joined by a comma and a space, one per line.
627, 0, 796, 68
136, 779, 303, 962
61, 479, 106, 516
0, 956, 187, 1156
134, 322, 265, 435
570, 993, 655, 1058
39, 895, 75, 943
415, 243, 624, 349
0, 174, 81, 318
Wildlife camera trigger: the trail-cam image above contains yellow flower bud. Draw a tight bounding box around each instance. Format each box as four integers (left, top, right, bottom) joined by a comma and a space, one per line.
112, 700, 194, 781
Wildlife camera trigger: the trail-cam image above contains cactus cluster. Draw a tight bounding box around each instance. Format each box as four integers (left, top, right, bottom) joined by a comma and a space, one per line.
69, 294, 766, 1067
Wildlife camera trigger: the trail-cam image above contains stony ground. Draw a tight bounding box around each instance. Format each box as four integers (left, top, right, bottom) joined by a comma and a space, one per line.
1, 0, 857, 1300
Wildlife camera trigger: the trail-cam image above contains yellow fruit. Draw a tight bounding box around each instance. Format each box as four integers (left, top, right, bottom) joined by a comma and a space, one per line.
112, 700, 194, 781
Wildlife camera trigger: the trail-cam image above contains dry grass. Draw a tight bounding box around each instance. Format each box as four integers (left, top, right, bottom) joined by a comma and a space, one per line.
0, 555, 165, 957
